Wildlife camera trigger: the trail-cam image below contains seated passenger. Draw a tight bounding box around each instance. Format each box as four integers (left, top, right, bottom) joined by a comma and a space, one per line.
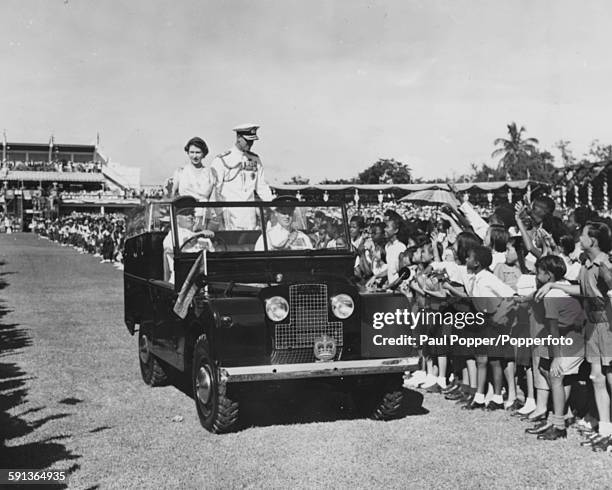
163, 207, 214, 283
314, 221, 331, 248
308, 210, 328, 244
325, 222, 347, 249
255, 197, 313, 251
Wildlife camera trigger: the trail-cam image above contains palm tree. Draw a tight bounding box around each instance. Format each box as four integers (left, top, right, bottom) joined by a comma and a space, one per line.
491, 123, 539, 180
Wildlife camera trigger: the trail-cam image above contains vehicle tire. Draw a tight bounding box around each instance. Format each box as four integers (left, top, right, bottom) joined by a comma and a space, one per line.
371, 389, 404, 420
138, 331, 168, 386
351, 375, 404, 421
192, 334, 239, 433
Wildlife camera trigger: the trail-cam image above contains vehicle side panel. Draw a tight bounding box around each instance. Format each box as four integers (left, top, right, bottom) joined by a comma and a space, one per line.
124, 232, 167, 332
359, 292, 418, 358
206, 297, 268, 365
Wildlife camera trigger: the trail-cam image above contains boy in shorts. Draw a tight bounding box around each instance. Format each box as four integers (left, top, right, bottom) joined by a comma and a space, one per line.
527, 255, 585, 440
537, 221, 612, 450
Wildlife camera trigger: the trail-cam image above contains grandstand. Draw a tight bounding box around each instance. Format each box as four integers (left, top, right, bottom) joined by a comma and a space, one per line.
1, 137, 141, 230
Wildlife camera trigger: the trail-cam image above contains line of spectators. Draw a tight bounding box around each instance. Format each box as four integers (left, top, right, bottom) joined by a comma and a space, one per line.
3, 160, 102, 172
348, 197, 612, 450
60, 190, 140, 200
141, 186, 167, 199
34, 213, 126, 265
1, 214, 20, 233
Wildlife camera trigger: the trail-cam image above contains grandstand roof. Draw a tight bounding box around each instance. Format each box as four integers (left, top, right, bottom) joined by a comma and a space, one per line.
2, 171, 105, 183
4, 142, 96, 153
61, 196, 141, 205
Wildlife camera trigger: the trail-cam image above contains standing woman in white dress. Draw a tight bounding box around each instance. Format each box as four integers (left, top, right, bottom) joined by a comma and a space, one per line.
171, 137, 218, 227
172, 137, 217, 202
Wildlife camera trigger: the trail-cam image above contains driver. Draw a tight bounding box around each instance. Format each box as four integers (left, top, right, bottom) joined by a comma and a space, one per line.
163, 206, 214, 283
254, 196, 313, 251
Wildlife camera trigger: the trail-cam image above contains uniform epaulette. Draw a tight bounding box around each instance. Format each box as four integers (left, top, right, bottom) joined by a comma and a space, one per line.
217, 150, 231, 158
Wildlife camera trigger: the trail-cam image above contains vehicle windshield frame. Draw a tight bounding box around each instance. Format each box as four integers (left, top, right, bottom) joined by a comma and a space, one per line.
169, 200, 350, 256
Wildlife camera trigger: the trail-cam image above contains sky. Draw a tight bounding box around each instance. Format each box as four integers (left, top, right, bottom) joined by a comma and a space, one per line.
1, 0, 611, 185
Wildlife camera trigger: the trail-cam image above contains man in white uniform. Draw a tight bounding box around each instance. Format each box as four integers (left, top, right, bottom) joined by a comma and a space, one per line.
211, 124, 273, 230
254, 197, 312, 251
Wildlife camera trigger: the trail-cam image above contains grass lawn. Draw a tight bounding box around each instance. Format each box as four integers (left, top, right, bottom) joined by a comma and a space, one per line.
1, 233, 611, 489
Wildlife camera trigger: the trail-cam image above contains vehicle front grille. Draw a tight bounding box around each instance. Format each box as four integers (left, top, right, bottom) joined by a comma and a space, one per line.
270, 347, 343, 364
274, 284, 343, 350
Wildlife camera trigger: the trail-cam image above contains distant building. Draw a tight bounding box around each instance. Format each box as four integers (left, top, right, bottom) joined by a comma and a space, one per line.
0, 138, 142, 229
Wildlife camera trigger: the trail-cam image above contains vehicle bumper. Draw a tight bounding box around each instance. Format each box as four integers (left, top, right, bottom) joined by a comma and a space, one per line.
220, 357, 419, 383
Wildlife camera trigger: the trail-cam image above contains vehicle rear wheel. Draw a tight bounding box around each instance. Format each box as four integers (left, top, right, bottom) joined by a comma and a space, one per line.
192, 334, 239, 433
138, 331, 168, 386
351, 375, 404, 420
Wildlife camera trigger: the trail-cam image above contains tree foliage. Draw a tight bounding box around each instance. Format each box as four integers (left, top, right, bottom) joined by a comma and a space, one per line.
482, 122, 554, 181
585, 139, 612, 162
555, 140, 577, 167
303, 128, 612, 186
491, 122, 539, 179
356, 158, 412, 184
284, 175, 310, 185
319, 178, 357, 184
412, 177, 449, 184
467, 163, 504, 182
524, 150, 557, 182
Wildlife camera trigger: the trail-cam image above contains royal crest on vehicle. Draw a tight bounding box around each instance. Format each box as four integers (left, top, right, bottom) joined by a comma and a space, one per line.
313, 334, 336, 362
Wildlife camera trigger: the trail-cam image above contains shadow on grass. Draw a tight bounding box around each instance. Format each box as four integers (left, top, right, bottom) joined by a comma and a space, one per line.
88, 426, 111, 434
59, 397, 83, 406
171, 372, 427, 431
236, 380, 427, 430
0, 269, 80, 487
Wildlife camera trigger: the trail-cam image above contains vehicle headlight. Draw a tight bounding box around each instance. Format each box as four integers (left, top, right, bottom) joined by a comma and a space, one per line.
265, 296, 289, 322
331, 294, 354, 319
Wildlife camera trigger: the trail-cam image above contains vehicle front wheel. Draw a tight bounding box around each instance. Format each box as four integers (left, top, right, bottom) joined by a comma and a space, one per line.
192, 335, 239, 433
351, 375, 404, 420
138, 331, 168, 386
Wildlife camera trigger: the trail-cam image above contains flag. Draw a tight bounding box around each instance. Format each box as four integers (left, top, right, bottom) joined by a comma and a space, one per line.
173, 249, 207, 319
48, 134, 54, 163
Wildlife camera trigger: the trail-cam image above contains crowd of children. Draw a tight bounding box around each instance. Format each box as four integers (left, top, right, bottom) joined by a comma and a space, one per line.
34, 213, 126, 266
349, 197, 612, 451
